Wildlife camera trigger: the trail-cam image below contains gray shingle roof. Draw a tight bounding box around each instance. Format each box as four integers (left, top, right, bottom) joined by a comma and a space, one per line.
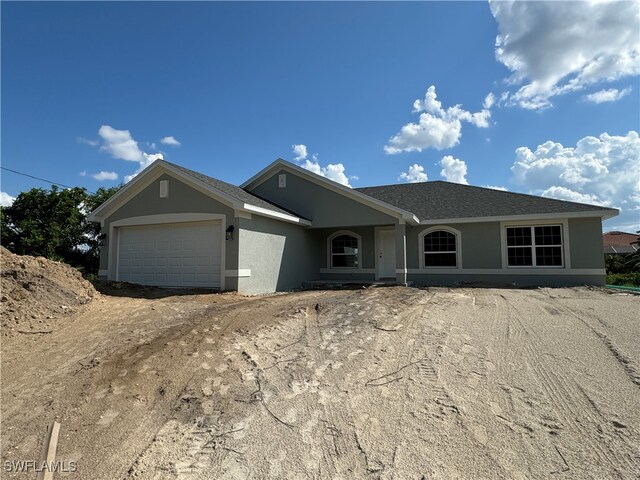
165, 161, 300, 217
356, 181, 617, 221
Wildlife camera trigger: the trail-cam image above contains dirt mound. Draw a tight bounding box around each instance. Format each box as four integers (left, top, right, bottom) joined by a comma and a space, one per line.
1, 247, 97, 334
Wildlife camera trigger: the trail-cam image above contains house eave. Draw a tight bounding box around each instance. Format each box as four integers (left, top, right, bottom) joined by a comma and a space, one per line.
238, 204, 312, 226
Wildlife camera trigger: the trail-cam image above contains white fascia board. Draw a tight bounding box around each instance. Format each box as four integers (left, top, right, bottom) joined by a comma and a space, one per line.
239, 204, 312, 226
242, 159, 420, 225
420, 210, 618, 225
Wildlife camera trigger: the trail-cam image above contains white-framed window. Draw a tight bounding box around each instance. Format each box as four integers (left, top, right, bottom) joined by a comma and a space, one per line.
419, 226, 461, 269
328, 231, 361, 268
505, 224, 563, 267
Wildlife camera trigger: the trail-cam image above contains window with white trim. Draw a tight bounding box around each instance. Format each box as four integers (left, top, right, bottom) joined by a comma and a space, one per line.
506, 225, 563, 267
423, 230, 458, 267
329, 232, 360, 268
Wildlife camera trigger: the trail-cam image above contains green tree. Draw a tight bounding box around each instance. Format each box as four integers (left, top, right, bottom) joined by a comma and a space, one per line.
623, 232, 640, 272
0, 185, 119, 274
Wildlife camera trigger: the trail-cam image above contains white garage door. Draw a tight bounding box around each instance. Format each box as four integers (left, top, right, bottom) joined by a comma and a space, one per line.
117, 221, 221, 288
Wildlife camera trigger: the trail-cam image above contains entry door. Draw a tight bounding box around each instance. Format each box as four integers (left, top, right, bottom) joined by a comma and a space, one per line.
377, 229, 396, 279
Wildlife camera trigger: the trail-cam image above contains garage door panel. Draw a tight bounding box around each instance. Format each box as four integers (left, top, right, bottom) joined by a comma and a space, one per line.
167, 257, 182, 267
183, 256, 195, 267
117, 221, 221, 288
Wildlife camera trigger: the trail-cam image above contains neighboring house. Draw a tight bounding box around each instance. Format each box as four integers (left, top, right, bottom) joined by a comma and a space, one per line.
603, 231, 639, 254
88, 159, 618, 294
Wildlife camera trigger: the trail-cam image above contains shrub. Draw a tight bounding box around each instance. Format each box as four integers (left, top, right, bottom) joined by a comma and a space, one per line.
606, 273, 640, 287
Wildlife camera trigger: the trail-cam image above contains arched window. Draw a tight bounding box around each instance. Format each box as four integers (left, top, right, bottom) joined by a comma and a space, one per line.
329, 231, 361, 268
419, 227, 461, 268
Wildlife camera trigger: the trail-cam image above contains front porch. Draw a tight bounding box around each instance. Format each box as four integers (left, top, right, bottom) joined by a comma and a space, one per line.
313, 221, 408, 286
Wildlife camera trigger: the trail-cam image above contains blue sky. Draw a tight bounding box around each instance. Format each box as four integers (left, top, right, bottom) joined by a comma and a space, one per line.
2, 1, 639, 231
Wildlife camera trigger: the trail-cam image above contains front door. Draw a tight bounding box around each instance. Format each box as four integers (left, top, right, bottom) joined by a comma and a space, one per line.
377, 229, 396, 279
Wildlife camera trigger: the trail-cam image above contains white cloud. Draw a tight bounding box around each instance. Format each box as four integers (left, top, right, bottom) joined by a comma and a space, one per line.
385, 86, 491, 153
292, 144, 308, 161
0, 192, 15, 207
491, 1, 640, 109
291, 144, 355, 187
511, 131, 640, 230
483, 93, 495, 110
92, 171, 119, 181
160, 136, 181, 146
95, 125, 164, 183
77, 137, 98, 146
98, 125, 145, 162
583, 87, 632, 104
540, 186, 603, 205
79, 170, 87, 177
483, 185, 508, 191
300, 159, 353, 187
440, 155, 469, 185
398, 164, 428, 183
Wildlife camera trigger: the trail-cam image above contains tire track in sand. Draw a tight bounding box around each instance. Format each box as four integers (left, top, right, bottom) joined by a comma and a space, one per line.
304, 297, 368, 478
499, 294, 639, 476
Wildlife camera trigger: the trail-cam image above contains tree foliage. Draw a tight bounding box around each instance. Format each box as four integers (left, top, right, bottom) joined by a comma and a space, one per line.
605, 231, 640, 274
623, 232, 640, 272
0, 185, 119, 274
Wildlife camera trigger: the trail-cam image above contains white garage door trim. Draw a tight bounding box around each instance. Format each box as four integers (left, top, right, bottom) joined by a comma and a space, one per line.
108, 213, 226, 289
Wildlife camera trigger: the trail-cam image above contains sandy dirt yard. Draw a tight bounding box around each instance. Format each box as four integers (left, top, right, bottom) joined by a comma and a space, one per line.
1, 286, 639, 479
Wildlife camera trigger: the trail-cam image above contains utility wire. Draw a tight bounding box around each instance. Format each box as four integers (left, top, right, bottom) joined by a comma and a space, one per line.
1, 166, 95, 194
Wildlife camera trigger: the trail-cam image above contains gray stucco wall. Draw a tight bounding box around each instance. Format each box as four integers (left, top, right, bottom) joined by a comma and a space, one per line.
569, 217, 605, 269
406, 222, 502, 269
316, 226, 379, 269
250, 169, 397, 228
237, 215, 320, 294
99, 173, 239, 284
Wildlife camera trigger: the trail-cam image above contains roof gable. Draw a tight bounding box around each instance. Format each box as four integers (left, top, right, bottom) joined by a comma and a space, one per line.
242, 159, 420, 224
88, 160, 309, 225
164, 161, 303, 218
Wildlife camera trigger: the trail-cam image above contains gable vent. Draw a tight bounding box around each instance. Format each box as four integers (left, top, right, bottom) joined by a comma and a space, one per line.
159, 180, 169, 198
278, 174, 286, 188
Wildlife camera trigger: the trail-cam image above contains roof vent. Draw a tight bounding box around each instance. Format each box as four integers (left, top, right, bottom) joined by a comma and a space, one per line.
159, 180, 169, 198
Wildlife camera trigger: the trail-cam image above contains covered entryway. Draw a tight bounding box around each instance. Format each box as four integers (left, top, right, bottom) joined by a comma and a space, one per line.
116, 221, 222, 288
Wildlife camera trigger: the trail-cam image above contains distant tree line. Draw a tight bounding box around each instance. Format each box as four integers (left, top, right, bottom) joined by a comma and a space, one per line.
0, 186, 119, 275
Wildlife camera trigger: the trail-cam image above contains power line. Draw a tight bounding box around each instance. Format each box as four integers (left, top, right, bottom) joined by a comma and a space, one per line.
1, 166, 95, 193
